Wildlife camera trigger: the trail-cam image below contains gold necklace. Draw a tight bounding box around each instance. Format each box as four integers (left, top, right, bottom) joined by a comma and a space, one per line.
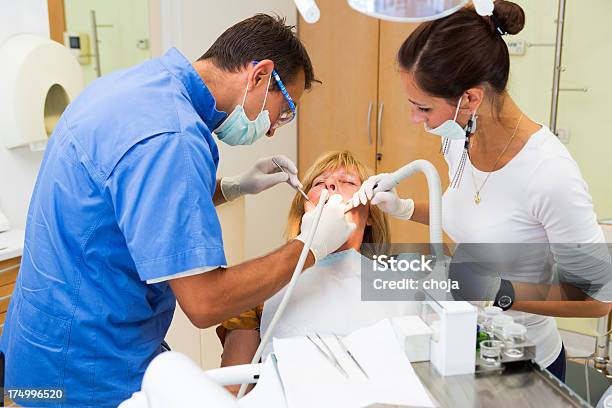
471, 114, 524, 205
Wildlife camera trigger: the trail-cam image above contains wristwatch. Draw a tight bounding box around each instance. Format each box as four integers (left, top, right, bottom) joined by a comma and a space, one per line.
494, 279, 515, 311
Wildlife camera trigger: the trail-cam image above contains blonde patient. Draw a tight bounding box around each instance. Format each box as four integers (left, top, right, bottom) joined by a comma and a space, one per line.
217, 151, 417, 395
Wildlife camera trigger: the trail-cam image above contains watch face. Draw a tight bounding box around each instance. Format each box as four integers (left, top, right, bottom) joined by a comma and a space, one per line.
499, 295, 512, 308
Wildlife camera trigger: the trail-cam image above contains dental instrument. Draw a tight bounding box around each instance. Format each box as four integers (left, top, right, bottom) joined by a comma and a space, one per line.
306, 334, 349, 378
333, 333, 369, 379
343, 199, 354, 213
236, 189, 330, 398
271, 157, 312, 203
316, 333, 349, 378
270, 353, 289, 408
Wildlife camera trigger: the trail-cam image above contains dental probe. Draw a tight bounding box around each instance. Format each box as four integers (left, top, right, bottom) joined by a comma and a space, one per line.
333, 333, 369, 379
343, 200, 355, 213
271, 157, 312, 203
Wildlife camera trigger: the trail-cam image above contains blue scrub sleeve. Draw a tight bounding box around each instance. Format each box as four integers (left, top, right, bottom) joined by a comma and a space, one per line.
104, 132, 227, 282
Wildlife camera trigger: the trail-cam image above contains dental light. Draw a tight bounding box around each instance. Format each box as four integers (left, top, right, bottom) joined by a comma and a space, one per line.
297, 1, 496, 24
347, 0, 468, 22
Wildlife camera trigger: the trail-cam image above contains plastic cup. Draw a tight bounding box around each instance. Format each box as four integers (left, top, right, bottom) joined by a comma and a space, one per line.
503, 323, 527, 358
481, 306, 502, 325
480, 340, 504, 367
491, 314, 514, 339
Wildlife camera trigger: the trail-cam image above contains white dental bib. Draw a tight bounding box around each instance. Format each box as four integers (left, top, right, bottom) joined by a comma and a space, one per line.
260, 249, 420, 358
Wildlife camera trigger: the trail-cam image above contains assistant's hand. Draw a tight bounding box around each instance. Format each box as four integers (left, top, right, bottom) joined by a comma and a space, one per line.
295, 192, 356, 261
352, 174, 414, 220
220, 155, 302, 202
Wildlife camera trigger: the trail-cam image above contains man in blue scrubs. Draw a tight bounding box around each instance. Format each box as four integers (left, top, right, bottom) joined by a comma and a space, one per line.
0, 15, 355, 407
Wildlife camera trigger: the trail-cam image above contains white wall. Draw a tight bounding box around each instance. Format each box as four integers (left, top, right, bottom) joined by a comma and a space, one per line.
0, 0, 49, 229
157, 0, 299, 369
508, 0, 612, 220
64, 0, 152, 84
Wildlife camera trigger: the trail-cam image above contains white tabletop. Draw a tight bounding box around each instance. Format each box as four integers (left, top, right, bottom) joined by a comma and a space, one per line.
0, 229, 25, 262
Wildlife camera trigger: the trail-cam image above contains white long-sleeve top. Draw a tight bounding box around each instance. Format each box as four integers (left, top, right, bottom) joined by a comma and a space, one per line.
443, 125, 607, 367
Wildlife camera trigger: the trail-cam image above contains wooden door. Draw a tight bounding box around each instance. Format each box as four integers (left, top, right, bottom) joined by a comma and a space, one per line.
376, 22, 451, 244
297, 0, 380, 173
48, 0, 66, 44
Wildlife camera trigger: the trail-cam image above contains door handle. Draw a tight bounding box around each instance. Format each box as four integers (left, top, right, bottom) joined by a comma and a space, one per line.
367, 102, 373, 145
377, 103, 384, 146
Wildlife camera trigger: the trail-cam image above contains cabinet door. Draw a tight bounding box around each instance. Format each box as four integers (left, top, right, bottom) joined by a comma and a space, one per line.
376, 22, 451, 244
298, 0, 380, 173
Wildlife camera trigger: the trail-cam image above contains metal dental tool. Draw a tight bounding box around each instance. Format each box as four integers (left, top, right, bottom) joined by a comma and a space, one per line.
270, 353, 289, 408
333, 333, 369, 379
306, 334, 349, 378
315, 333, 349, 378
271, 157, 312, 203
343, 199, 354, 213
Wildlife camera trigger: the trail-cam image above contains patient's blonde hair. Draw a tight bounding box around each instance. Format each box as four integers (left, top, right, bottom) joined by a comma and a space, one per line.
285, 151, 390, 247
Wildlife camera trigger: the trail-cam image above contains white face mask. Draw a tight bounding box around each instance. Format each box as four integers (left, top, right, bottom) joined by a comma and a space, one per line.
424, 96, 477, 140
214, 74, 272, 146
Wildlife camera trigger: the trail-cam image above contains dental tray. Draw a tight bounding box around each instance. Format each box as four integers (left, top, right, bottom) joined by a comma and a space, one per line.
475, 339, 537, 373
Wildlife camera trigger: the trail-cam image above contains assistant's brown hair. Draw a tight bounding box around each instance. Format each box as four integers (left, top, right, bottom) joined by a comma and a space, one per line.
397, 0, 525, 115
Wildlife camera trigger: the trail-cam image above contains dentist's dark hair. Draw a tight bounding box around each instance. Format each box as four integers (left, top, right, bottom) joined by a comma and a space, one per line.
397, 0, 525, 115
200, 14, 318, 90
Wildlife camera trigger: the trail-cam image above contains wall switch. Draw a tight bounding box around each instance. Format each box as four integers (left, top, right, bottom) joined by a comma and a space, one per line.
506, 39, 526, 56
556, 128, 571, 144
136, 39, 150, 50
64, 32, 91, 65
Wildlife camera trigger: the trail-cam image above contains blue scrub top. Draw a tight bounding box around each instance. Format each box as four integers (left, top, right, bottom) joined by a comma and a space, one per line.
0, 48, 228, 407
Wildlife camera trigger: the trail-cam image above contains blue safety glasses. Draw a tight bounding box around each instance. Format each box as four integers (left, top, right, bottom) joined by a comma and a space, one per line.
253, 61, 297, 129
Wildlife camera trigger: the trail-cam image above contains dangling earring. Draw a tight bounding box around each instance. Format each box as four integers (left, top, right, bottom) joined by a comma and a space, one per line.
441, 137, 451, 156
450, 111, 477, 189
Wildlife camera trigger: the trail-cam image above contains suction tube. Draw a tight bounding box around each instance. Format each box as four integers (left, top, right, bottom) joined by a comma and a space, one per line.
236, 189, 329, 398
373, 160, 443, 249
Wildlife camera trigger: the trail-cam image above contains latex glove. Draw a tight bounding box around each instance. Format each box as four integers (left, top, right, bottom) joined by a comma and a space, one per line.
352, 174, 414, 220
370, 191, 414, 220
220, 155, 302, 202
295, 192, 357, 262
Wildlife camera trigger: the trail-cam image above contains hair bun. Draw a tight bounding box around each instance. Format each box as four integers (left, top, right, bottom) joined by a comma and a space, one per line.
493, 0, 526, 35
